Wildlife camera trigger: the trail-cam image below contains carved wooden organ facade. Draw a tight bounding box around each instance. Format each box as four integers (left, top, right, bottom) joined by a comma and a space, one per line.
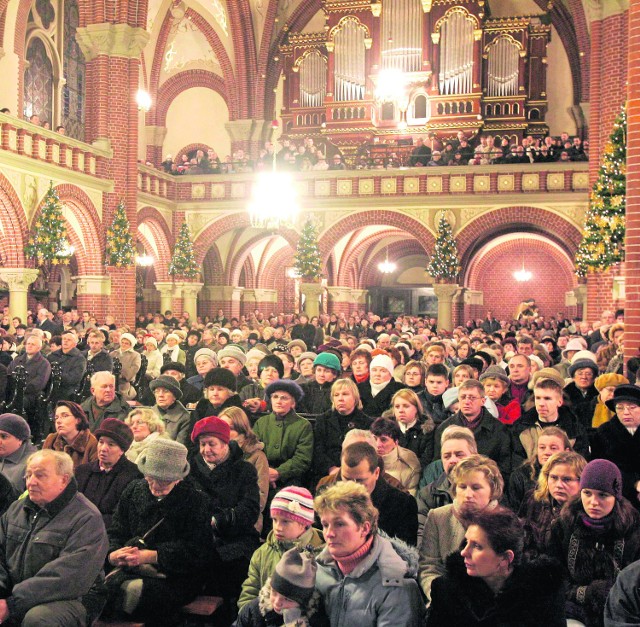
279, 0, 551, 147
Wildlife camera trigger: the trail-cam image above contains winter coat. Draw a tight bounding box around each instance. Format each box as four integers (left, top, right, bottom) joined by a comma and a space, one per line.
7, 350, 51, 408
0, 441, 38, 492
514, 405, 590, 463
549, 501, 640, 627
238, 436, 270, 533
315, 472, 417, 546
0, 479, 108, 623
290, 324, 317, 350
75, 455, 142, 528
297, 380, 334, 415
565, 381, 599, 430
434, 408, 514, 478
416, 472, 454, 542
81, 393, 131, 432
359, 379, 406, 418
125, 430, 171, 463
519, 490, 562, 559
83, 348, 113, 374
253, 410, 314, 485
591, 417, 640, 508
420, 391, 448, 426
397, 415, 435, 467
108, 479, 213, 589
315, 533, 425, 627
43, 428, 98, 469
496, 397, 522, 425
380, 446, 421, 495
47, 346, 86, 400
427, 552, 566, 627
418, 502, 467, 602
235, 579, 326, 627
144, 349, 163, 379
152, 401, 191, 446
192, 394, 244, 425
187, 441, 260, 562
109, 348, 141, 399
312, 408, 372, 478
604, 559, 640, 626
238, 527, 324, 609
506, 462, 539, 512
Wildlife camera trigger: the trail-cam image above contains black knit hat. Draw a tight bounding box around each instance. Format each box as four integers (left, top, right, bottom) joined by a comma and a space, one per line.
270, 548, 317, 606
258, 354, 285, 379
203, 367, 237, 392
161, 361, 186, 375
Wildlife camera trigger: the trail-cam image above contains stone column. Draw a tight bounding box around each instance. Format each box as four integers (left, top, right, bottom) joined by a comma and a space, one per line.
242, 289, 278, 316
327, 287, 355, 316
0, 268, 40, 322
300, 283, 324, 318
202, 286, 244, 319
72, 275, 111, 321
154, 281, 175, 314
175, 282, 203, 322
625, 0, 640, 366
574, 284, 588, 320
225, 119, 255, 155
47, 281, 61, 312
433, 283, 459, 332
145, 125, 168, 165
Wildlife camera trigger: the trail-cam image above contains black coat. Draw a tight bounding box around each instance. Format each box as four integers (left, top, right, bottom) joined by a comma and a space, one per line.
290, 323, 316, 350
397, 415, 435, 467
371, 475, 418, 546
298, 380, 334, 415
47, 347, 86, 400
564, 381, 599, 430
591, 417, 640, 508
427, 552, 566, 627
359, 379, 405, 417
75, 455, 142, 528
187, 441, 260, 562
506, 463, 539, 512
83, 349, 113, 373
312, 408, 372, 478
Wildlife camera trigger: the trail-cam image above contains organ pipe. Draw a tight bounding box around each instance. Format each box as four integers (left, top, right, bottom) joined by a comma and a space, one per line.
299, 51, 327, 107
487, 35, 519, 97
439, 10, 474, 95
381, 0, 421, 72
334, 19, 366, 101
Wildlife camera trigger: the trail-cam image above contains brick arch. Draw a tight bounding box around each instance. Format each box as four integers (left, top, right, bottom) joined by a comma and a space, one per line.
193, 212, 299, 265
361, 240, 428, 288
336, 228, 406, 287
0, 172, 27, 267
78, 0, 146, 28
227, 0, 256, 118
227, 234, 292, 288
137, 206, 173, 281
156, 70, 230, 127
46, 184, 103, 275
456, 206, 582, 270
241, 256, 255, 289
260, 246, 295, 291
203, 245, 224, 286
174, 142, 214, 161
318, 211, 435, 277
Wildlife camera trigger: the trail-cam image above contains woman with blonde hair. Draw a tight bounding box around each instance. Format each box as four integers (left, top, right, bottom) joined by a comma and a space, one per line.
418, 454, 503, 603
519, 450, 586, 557
124, 407, 169, 462
387, 388, 435, 466
314, 482, 425, 626
218, 406, 269, 533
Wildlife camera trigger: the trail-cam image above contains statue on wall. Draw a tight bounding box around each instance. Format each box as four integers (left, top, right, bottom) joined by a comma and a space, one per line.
515, 298, 539, 321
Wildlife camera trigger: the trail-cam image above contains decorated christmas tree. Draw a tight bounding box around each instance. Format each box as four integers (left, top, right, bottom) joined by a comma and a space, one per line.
24, 181, 70, 274
169, 220, 200, 279
575, 105, 626, 276
105, 200, 135, 267
294, 220, 322, 280
427, 214, 460, 282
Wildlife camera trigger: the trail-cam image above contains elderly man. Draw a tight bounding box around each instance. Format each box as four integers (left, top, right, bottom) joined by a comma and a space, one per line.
81, 371, 130, 432
0, 413, 37, 491
76, 419, 141, 527
508, 353, 532, 407
218, 345, 251, 390
82, 330, 113, 373
47, 330, 86, 402
36, 307, 61, 335
0, 449, 108, 626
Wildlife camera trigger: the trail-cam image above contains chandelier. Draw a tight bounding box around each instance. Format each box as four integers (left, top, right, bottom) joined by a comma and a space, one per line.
247, 155, 299, 230
513, 260, 532, 282
136, 254, 154, 267
57, 240, 75, 258
378, 248, 397, 274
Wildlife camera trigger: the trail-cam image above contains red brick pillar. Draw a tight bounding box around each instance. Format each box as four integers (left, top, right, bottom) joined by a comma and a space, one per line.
625, 0, 640, 368
75, 20, 150, 327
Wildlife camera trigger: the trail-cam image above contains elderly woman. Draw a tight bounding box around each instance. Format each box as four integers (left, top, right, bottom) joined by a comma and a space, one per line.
161, 333, 186, 365
110, 332, 141, 399
218, 406, 270, 533
388, 388, 435, 467
519, 451, 586, 557
149, 374, 191, 446
186, 347, 218, 391
240, 355, 284, 421
188, 416, 261, 603
142, 336, 163, 379
43, 400, 98, 469
418, 454, 503, 603
586, 373, 629, 431
312, 379, 372, 481
427, 508, 566, 626
549, 459, 640, 627
124, 407, 170, 463
104, 439, 213, 625
314, 481, 425, 626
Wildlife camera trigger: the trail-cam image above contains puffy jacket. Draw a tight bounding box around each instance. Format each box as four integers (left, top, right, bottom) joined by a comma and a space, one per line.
238, 527, 324, 609
315, 533, 425, 627
0, 479, 108, 622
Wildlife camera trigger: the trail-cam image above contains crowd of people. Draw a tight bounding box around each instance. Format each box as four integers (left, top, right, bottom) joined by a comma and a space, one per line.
157, 130, 587, 176
0, 304, 636, 625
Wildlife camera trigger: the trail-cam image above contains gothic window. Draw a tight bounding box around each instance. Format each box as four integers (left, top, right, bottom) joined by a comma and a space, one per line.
63, 0, 85, 140
24, 37, 53, 122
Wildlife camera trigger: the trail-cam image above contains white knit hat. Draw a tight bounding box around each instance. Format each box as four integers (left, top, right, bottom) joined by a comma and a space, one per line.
120, 333, 136, 347
370, 354, 394, 376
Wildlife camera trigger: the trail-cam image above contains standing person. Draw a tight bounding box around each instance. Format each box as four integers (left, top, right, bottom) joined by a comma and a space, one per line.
47, 329, 86, 402
549, 459, 640, 627
104, 439, 213, 625
314, 482, 425, 626
427, 508, 566, 627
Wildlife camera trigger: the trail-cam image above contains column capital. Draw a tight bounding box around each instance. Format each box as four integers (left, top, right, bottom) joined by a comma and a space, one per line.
243, 288, 278, 303
433, 283, 459, 300
224, 119, 256, 143
75, 23, 150, 62
175, 281, 204, 298
327, 286, 354, 302
72, 275, 111, 296
202, 285, 244, 301
462, 288, 484, 306
0, 268, 40, 291
300, 282, 325, 297
349, 289, 369, 305
154, 281, 176, 297
145, 125, 168, 148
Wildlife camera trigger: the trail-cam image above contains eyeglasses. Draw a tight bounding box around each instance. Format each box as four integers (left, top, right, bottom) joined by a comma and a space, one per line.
616, 403, 640, 413
459, 395, 482, 402
548, 474, 579, 484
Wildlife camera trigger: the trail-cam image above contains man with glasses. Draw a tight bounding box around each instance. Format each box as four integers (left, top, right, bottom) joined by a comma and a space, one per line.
433, 379, 512, 479
592, 384, 640, 508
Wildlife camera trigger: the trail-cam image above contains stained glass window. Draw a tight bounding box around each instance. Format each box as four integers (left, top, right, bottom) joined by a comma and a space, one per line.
24, 37, 53, 123
63, 0, 85, 140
